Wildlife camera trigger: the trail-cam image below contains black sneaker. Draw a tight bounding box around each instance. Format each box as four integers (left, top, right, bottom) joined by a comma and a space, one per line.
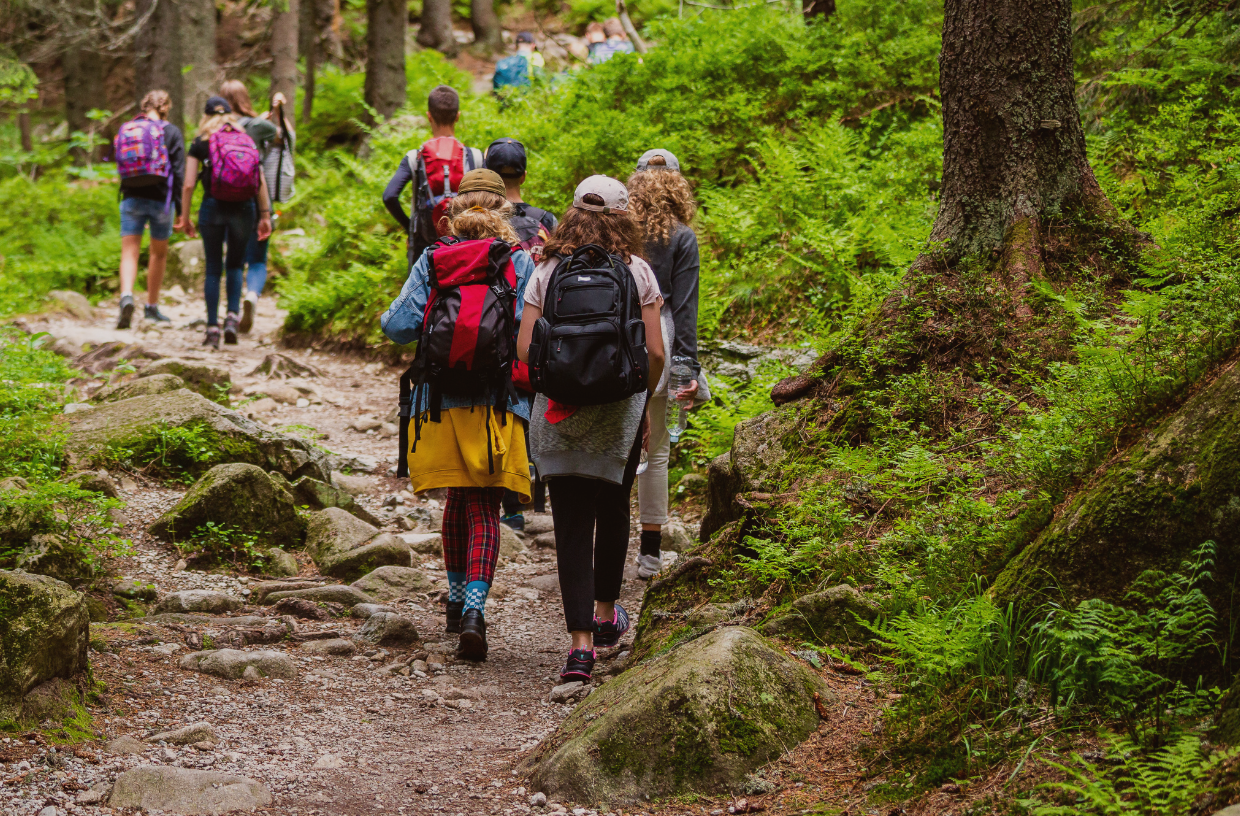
500, 513, 525, 532
560, 648, 596, 682
203, 326, 221, 349
593, 602, 630, 649
143, 304, 172, 323
446, 601, 464, 634
223, 312, 239, 345
457, 608, 487, 661
117, 295, 135, 329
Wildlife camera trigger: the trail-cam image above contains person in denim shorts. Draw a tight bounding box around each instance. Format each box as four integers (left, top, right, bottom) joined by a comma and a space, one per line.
117, 90, 185, 329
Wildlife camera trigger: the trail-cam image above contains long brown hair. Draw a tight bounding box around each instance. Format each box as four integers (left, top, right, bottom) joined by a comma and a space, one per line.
219, 80, 257, 117
446, 191, 519, 244
627, 168, 696, 244
543, 194, 644, 262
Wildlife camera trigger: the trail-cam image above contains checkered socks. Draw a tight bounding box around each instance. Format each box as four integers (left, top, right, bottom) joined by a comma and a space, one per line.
464, 580, 490, 615
447, 572, 466, 603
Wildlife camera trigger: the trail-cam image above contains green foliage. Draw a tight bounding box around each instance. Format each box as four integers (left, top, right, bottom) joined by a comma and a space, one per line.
180, 521, 266, 570
102, 422, 220, 484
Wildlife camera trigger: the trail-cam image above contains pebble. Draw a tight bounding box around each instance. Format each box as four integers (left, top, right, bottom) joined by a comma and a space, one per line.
530, 791, 548, 806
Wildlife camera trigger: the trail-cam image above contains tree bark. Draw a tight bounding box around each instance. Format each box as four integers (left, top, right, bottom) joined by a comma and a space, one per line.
271, 0, 300, 126
18, 111, 33, 152
364, 0, 406, 120
64, 46, 106, 162
802, 0, 835, 20
417, 0, 458, 56
180, 0, 218, 127
134, 0, 183, 132
470, 0, 502, 53
300, 0, 317, 120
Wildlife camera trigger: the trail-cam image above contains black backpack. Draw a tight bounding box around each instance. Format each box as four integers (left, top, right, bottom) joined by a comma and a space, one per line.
509, 203, 552, 255
527, 244, 649, 405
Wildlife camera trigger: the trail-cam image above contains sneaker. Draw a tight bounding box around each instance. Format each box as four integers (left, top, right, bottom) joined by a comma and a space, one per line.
445, 601, 464, 634
239, 291, 257, 334
203, 326, 221, 349
500, 513, 525, 532
143, 304, 172, 323
560, 648, 596, 682
636, 553, 662, 579
223, 312, 239, 345
457, 608, 488, 661
593, 603, 630, 649
117, 295, 135, 329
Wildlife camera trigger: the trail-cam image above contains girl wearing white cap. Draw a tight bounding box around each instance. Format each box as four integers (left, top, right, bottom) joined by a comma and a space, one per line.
517, 175, 665, 682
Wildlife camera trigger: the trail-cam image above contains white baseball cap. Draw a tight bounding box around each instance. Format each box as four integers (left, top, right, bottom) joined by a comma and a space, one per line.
636, 148, 680, 171
572, 175, 629, 214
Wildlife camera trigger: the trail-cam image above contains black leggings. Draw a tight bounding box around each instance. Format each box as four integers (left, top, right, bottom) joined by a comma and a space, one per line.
550, 476, 632, 633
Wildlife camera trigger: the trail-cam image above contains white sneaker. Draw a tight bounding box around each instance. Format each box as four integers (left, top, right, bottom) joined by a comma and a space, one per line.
239, 291, 258, 334
636, 553, 662, 579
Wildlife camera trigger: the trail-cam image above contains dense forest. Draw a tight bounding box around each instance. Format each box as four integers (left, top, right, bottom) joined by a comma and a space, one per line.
2, 0, 1240, 814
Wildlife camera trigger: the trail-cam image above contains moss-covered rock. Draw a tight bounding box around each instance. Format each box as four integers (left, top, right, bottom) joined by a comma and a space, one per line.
304, 507, 378, 566
350, 564, 433, 601
139, 358, 231, 402
524, 627, 831, 807
320, 535, 414, 583
993, 362, 1240, 608
279, 475, 381, 526
699, 405, 801, 542
0, 476, 54, 553
760, 585, 880, 644
148, 463, 306, 551
0, 570, 90, 721
264, 547, 300, 577
93, 373, 187, 404
62, 388, 330, 481
262, 584, 374, 607
66, 470, 121, 499
15, 534, 96, 584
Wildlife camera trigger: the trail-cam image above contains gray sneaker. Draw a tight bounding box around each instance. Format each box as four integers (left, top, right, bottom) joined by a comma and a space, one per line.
636, 553, 661, 579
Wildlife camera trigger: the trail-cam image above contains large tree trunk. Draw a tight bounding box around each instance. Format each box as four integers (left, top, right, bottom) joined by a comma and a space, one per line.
300, 0, 317, 120
271, 0, 300, 126
470, 0, 502, 53
364, 0, 406, 120
180, 0, 218, 127
417, 0, 458, 56
134, 0, 183, 132
64, 46, 106, 162
802, 0, 835, 19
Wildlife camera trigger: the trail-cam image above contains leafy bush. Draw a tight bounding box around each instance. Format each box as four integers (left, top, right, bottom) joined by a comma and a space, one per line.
179, 521, 266, 571
102, 422, 220, 484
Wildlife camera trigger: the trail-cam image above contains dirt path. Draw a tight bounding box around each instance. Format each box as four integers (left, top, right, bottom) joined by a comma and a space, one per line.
3, 292, 668, 816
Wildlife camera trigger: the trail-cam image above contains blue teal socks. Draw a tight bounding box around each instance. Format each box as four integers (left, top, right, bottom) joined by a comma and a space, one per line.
464, 580, 490, 614
447, 571, 466, 604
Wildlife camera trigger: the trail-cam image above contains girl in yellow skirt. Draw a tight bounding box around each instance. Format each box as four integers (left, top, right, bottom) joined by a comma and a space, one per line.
380, 169, 534, 661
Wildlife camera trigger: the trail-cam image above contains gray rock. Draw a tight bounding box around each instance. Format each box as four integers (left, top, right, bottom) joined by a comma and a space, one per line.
108, 765, 271, 814
263, 584, 374, 607
0, 570, 89, 720
168, 239, 206, 291
500, 524, 525, 560
400, 506, 444, 533
112, 578, 158, 602
264, 547, 299, 578
397, 531, 443, 554
349, 416, 382, 433
532, 531, 557, 550
320, 535, 414, 582
141, 358, 231, 402
92, 374, 187, 404
686, 603, 735, 628
105, 735, 147, 755
661, 521, 695, 554
250, 580, 323, 605
67, 470, 120, 498
350, 565, 432, 601
305, 507, 378, 566
155, 590, 243, 615
283, 475, 381, 525
357, 612, 419, 647
350, 603, 396, 619
147, 721, 215, 745
326, 453, 380, 474
524, 627, 832, 807
302, 638, 357, 656
149, 463, 306, 553
529, 791, 548, 807
548, 682, 589, 704
16, 533, 96, 582
179, 649, 298, 680
523, 514, 555, 535
760, 584, 879, 643
48, 289, 93, 320
330, 471, 371, 496
526, 574, 561, 594
699, 403, 800, 541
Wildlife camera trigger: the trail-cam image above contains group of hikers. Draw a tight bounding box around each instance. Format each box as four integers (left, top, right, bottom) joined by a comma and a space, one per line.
492, 21, 635, 92
379, 84, 705, 682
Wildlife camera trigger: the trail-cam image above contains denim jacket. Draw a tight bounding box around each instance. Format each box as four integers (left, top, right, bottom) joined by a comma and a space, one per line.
381, 245, 535, 422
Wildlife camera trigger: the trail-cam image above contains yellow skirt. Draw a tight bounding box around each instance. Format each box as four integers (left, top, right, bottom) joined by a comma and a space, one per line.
407, 407, 531, 502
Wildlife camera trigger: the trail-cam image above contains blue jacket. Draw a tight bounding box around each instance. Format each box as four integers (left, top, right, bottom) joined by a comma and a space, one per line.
381, 245, 535, 422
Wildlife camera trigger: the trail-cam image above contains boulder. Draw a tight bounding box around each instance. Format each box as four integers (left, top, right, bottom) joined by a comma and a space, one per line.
284, 475, 381, 525
178, 649, 298, 680
0, 476, 52, 550
149, 463, 306, 552
350, 565, 433, 601
699, 404, 800, 542
398, 531, 443, 555
92, 374, 187, 404
357, 612, 420, 647
301, 638, 356, 656
263, 584, 374, 607
661, 521, 695, 554
112, 578, 158, 602
331, 472, 371, 496
167, 239, 206, 291
270, 597, 332, 620
760, 585, 880, 644
105, 735, 147, 755
532, 531, 557, 550
524, 627, 831, 807
141, 358, 231, 402
15, 533, 96, 583
500, 524, 525, 560
320, 535, 414, 583
350, 603, 396, 619
264, 547, 299, 577
155, 590, 243, 615
108, 765, 271, 814
20, 676, 83, 723
62, 389, 330, 481
148, 722, 215, 745
523, 514, 555, 535
305, 507, 379, 565
401, 505, 444, 533
0, 570, 90, 720
48, 289, 93, 320
74, 340, 162, 376
66, 470, 121, 498
250, 580, 322, 604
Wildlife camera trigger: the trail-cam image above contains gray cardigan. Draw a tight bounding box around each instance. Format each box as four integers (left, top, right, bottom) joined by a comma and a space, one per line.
643, 223, 700, 374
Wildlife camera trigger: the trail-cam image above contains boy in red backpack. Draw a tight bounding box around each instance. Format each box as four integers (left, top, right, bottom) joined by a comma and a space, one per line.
382, 85, 484, 269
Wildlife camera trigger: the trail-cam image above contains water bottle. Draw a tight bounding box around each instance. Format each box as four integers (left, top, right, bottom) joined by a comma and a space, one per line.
666, 356, 694, 443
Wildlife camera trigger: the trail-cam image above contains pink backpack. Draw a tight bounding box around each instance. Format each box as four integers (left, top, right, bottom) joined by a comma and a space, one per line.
207, 123, 262, 202
114, 117, 172, 207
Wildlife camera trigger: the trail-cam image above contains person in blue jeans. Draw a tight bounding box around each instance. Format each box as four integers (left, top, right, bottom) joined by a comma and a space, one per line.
117, 90, 184, 329
176, 96, 273, 348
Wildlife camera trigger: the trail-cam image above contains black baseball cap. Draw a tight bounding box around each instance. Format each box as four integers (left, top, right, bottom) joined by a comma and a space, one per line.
485, 138, 527, 179
204, 96, 232, 115
516, 31, 535, 44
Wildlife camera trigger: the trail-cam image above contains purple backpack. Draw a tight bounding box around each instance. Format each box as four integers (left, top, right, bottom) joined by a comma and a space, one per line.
114, 117, 172, 207
207, 123, 262, 202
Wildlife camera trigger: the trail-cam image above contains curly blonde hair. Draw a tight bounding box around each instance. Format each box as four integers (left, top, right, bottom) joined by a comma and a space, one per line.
627, 168, 696, 244
445, 191, 519, 244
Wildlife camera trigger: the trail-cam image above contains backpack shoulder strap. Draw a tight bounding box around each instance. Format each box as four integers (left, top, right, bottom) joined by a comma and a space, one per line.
464, 146, 483, 171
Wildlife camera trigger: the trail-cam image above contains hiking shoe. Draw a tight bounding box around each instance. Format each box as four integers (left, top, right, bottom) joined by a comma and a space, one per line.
593, 603, 630, 649
223, 312, 239, 345
457, 609, 488, 661
500, 513, 525, 532
560, 648, 596, 682
117, 295, 135, 329
636, 553, 662, 579
143, 304, 172, 323
203, 326, 221, 349
445, 601, 464, 634
239, 291, 257, 334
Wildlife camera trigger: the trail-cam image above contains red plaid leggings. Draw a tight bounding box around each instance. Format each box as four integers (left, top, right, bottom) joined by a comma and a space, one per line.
441, 487, 505, 585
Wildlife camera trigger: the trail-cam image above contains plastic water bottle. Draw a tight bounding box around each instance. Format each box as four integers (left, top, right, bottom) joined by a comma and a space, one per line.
666, 356, 694, 443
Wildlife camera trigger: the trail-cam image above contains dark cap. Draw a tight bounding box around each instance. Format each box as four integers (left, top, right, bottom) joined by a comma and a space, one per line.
484, 138, 527, 179
516, 31, 535, 44
204, 96, 232, 116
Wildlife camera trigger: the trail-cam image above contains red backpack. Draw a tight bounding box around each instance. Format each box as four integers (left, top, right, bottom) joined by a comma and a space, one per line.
411, 137, 482, 238
396, 237, 518, 477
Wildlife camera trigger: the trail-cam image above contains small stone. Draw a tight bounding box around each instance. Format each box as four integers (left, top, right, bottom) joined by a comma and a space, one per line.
302, 638, 357, 656
530, 791, 548, 807
147, 722, 215, 746
62, 402, 93, 414
76, 790, 104, 804
296, 398, 310, 408
38, 806, 59, 816
349, 416, 382, 433
105, 735, 147, 755
313, 754, 345, 769
548, 682, 587, 704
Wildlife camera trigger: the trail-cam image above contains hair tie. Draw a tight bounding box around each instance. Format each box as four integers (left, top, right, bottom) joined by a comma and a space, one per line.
467, 206, 489, 213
